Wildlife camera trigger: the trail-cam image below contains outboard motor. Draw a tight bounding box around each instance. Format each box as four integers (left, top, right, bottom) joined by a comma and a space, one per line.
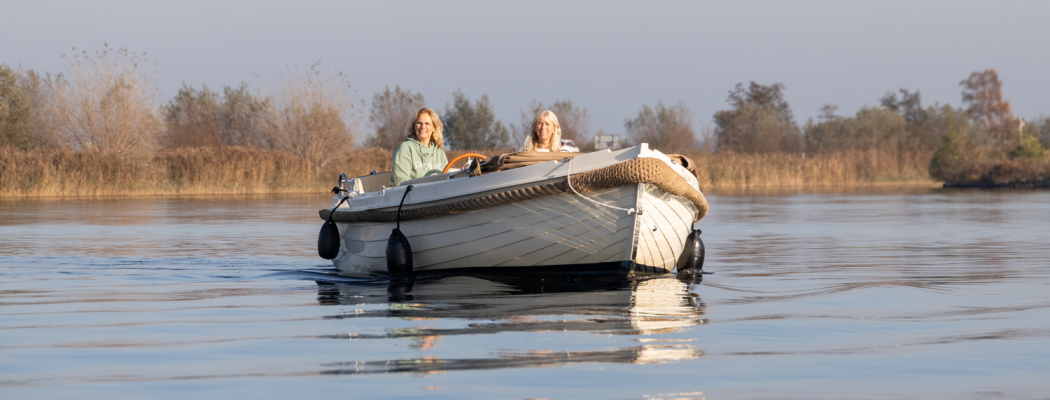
676, 229, 705, 276
386, 185, 414, 277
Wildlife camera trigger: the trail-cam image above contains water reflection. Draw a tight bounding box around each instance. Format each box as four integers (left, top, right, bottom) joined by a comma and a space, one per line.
319, 344, 703, 375
315, 275, 707, 373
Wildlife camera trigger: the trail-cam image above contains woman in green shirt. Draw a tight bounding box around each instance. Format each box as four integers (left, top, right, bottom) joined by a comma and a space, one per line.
390, 107, 449, 186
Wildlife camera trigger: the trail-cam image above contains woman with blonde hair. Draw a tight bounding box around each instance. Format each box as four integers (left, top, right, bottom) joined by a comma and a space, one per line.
390, 107, 448, 186
521, 110, 562, 152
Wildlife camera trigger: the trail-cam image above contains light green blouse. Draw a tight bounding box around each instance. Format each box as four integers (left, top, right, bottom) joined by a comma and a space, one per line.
390, 137, 448, 186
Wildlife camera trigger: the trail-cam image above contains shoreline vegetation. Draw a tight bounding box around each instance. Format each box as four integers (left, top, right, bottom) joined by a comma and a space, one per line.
2, 45, 1048, 198
0, 146, 938, 198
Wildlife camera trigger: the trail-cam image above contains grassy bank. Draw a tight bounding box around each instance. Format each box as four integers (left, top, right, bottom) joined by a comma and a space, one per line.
1, 147, 938, 198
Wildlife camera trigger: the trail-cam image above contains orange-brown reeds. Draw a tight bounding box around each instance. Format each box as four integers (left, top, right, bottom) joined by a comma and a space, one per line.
1, 146, 941, 198
684, 149, 937, 189
0, 147, 393, 198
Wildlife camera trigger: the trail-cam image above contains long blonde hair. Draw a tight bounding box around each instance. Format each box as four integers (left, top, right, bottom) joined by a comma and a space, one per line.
408, 107, 444, 149
521, 110, 562, 152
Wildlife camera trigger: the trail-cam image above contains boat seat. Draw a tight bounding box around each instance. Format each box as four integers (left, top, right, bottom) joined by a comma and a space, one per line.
353, 171, 392, 193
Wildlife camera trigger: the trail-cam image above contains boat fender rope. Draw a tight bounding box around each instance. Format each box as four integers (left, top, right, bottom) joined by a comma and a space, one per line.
565, 158, 636, 215
396, 185, 413, 230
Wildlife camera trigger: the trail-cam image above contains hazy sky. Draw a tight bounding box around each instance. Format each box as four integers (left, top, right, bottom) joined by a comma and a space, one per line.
4, 0, 1048, 141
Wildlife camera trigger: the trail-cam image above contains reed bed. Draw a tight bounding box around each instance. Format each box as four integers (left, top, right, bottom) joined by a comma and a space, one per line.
686, 149, 937, 189
0, 147, 938, 198
0, 147, 390, 198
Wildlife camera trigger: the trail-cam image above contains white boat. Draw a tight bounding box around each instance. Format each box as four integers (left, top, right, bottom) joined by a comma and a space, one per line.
318, 144, 709, 278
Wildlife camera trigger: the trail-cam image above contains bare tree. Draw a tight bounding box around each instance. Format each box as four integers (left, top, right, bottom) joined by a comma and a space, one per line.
624, 100, 695, 153
267, 62, 362, 166
960, 69, 1014, 143
49, 44, 160, 153
367, 86, 424, 150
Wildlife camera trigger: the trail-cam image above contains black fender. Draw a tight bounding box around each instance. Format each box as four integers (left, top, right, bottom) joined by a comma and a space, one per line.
386, 228, 413, 277
675, 229, 705, 274
317, 219, 341, 260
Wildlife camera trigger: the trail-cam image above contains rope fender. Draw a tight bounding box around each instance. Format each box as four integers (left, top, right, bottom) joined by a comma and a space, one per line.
319, 158, 709, 223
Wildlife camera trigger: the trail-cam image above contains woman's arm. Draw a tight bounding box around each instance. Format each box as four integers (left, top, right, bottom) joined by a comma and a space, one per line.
390, 144, 414, 187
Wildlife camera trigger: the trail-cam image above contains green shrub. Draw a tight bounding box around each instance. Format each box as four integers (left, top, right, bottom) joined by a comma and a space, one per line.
0, 64, 33, 151
1009, 134, 1048, 160
929, 107, 978, 183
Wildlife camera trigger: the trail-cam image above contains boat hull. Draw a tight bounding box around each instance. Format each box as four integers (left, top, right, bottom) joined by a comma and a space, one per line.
332, 182, 698, 277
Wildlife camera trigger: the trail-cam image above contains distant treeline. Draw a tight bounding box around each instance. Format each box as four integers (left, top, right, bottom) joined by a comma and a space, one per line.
2, 45, 1048, 197
707, 75, 1050, 186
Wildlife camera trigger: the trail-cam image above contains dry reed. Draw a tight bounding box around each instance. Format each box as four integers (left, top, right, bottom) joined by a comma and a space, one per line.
1, 147, 938, 198
0, 147, 391, 198
685, 149, 937, 189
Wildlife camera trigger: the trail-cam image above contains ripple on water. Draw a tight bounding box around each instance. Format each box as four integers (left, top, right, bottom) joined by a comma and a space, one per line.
2, 190, 1049, 399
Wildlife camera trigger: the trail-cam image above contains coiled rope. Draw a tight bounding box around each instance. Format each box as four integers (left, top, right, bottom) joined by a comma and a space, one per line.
565, 157, 637, 215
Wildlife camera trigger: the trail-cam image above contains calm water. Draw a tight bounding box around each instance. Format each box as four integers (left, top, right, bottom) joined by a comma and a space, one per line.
1, 189, 1048, 399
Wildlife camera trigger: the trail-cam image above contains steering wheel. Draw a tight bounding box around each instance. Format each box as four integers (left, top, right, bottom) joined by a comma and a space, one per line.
442, 153, 488, 174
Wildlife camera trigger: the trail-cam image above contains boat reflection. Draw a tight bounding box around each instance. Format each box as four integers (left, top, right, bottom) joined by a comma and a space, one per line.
315, 274, 708, 374
319, 344, 703, 375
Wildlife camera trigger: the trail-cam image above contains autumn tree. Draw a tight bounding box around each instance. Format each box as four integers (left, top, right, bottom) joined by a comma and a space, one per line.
960, 69, 1014, 144
624, 100, 695, 153
713, 82, 802, 153
163, 84, 223, 147
267, 62, 361, 166
442, 90, 510, 150
220, 83, 271, 148
367, 86, 425, 150
163, 83, 272, 148
49, 44, 160, 153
